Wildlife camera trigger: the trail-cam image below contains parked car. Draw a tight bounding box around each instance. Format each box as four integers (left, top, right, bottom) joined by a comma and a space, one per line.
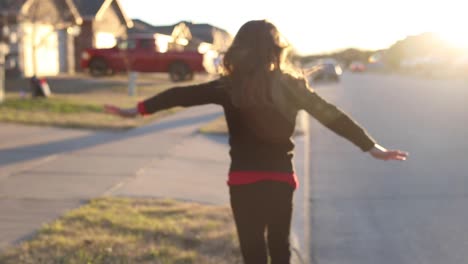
349, 61, 366, 72
305, 59, 342, 82
80, 34, 206, 81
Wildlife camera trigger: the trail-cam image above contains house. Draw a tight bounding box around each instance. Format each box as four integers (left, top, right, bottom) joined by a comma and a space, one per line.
130, 19, 193, 52
72, 0, 133, 72
129, 19, 232, 73
183, 21, 232, 53
0, 0, 82, 77
130, 19, 232, 53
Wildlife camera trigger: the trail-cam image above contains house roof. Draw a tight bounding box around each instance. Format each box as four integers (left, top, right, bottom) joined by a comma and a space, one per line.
72, 0, 132, 27
0, 0, 27, 13
181, 21, 231, 43
150, 25, 175, 36
0, 0, 82, 25
0, 0, 26, 23
130, 19, 172, 35
131, 19, 153, 29
129, 19, 231, 44
72, 0, 104, 18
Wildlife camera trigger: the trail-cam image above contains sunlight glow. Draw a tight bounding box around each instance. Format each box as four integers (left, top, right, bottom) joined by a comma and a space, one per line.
95, 32, 116, 49
155, 34, 172, 53
175, 38, 189, 46
120, 0, 468, 55
439, 31, 468, 50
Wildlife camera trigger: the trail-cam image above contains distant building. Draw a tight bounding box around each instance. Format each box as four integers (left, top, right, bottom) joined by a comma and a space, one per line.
130, 19, 232, 53
182, 21, 232, 53
129, 19, 232, 74
0, 0, 133, 77
72, 0, 133, 72
0, 0, 82, 77
130, 19, 194, 52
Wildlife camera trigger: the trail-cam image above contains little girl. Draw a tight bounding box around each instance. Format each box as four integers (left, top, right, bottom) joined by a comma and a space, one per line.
105, 20, 408, 264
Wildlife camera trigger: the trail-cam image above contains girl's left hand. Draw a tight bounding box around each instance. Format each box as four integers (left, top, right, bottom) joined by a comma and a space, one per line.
369, 144, 409, 161
104, 104, 138, 118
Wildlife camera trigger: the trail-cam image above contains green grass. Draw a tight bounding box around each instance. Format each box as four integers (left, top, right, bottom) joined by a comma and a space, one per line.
0, 197, 241, 264
0, 76, 211, 130
0, 97, 102, 113
0, 92, 178, 130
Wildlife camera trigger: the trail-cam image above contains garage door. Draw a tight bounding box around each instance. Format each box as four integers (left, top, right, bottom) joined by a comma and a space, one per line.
22, 23, 59, 77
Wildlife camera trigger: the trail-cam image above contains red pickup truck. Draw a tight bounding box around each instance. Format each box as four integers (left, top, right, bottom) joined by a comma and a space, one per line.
80, 35, 206, 81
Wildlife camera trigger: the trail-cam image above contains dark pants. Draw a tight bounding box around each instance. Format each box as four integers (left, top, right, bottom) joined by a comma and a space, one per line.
230, 181, 294, 264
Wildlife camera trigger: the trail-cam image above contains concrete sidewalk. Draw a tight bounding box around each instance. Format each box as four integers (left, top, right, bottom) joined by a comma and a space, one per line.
0, 105, 309, 263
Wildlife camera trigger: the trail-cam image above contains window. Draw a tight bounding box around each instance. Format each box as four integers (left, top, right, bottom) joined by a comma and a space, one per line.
117, 39, 137, 50
140, 39, 154, 49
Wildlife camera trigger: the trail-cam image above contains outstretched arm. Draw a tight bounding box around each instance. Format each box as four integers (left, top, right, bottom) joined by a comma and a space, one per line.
289, 78, 408, 161
104, 79, 225, 118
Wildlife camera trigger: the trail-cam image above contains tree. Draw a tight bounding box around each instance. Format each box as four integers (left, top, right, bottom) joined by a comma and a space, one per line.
299, 48, 375, 67
1, 10, 13, 103
383, 32, 457, 70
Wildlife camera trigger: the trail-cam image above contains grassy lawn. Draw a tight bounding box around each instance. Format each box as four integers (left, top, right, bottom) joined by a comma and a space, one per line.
0, 92, 178, 130
0, 197, 241, 264
1, 75, 211, 130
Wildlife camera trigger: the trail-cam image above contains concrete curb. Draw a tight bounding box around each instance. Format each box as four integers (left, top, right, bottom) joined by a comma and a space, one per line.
291, 110, 310, 264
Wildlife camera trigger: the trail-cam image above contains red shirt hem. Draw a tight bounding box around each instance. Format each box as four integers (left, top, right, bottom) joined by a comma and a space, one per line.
228, 171, 298, 189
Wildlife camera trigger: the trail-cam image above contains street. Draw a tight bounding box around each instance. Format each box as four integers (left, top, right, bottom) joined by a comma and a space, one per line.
1, 71, 467, 263
308, 72, 468, 264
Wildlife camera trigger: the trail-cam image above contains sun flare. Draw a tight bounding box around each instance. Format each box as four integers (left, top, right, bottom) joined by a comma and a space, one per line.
439, 31, 468, 49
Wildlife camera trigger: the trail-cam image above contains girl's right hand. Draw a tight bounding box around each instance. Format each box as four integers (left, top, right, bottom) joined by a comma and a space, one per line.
104, 104, 138, 118
302, 65, 324, 77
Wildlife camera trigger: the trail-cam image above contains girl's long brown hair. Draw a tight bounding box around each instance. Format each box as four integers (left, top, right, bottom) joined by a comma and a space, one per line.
222, 20, 296, 108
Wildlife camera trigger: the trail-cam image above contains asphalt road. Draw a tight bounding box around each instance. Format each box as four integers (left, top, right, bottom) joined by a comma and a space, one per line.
307, 72, 468, 264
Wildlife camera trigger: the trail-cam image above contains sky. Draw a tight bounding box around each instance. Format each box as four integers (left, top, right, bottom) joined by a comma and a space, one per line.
120, 0, 468, 55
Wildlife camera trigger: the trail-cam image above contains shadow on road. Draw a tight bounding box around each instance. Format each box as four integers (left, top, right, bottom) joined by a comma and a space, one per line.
198, 133, 229, 145
0, 111, 223, 167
